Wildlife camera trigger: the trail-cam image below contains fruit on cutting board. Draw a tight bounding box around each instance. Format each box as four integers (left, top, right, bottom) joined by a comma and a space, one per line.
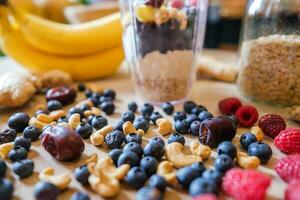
0, 7, 124, 81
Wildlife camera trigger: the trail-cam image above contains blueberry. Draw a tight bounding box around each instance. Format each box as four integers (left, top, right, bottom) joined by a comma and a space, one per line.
0, 159, 7, 178
137, 115, 151, 123
136, 186, 163, 200
217, 141, 237, 160
103, 89, 116, 100
189, 177, 219, 196
23, 126, 41, 141
0, 128, 17, 144
176, 166, 201, 189
202, 169, 223, 185
78, 83, 86, 92
173, 111, 186, 121
69, 107, 84, 118
98, 96, 113, 104
191, 105, 208, 115
183, 101, 196, 114
58, 116, 68, 123
8, 146, 28, 162
143, 143, 164, 160
134, 118, 149, 132
248, 142, 272, 164
149, 137, 165, 147
91, 116, 108, 130
125, 133, 142, 144
141, 103, 154, 116
12, 159, 34, 178
150, 112, 163, 125
76, 122, 93, 139
105, 130, 125, 149
161, 102, 174, 115
168, 133, 185, 145
121, 111, 135, 123
214, 154, 234, 173
8, 112, 30, 132
149, 174, 167, 192
175, 120, 189, 134
71, 192, 90, 200
88, 96, 99, 107
0, 178, 14, 200
123, 142, 143, 158
186, 114, 199, 125
114, 120, 125, 131
47, 100, 63, 111
14, 137, 31, 151
108, 149, 123, 165
198, 111, 213, 121
128, 101, 138, 112
84, 89, 93, 98
34, 182, 60, 200
190, 162, 206, 175
74, 165, 90, 185
125, 167, 148, 189
87, 114, 96, 125
240, 133, 257, 150
140, 156, 158, 176
117, 151, 139, 167
80, 104, 90, 112
91, 92, 101, 99
190, 121, 201, 136
100, 101, 115, 115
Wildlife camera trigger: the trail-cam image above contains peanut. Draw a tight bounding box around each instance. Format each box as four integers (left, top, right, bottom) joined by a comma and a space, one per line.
157, 161, 177, 185
68, 113, 81, 129
29, 117, 47, 130
123, 121, 137, 135
91, 107, 101, 116
156, 118, 172, 136
237, 152, 260, 169
90, 125, 113, 146
250, 126, 264, 142
37, 113, 53, 124
39, 167, 71, 190
76, 100, 93, 109
86, 153, 98, 164
137, 129, 145, 136
83, 110, 93, 118
0, 142, 13, 159
49, 110, 67, 121
190, 141, 211, 160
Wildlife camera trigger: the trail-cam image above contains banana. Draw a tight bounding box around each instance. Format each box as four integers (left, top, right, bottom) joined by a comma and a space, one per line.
9, 5, 123, 56
0, 9, 124, 81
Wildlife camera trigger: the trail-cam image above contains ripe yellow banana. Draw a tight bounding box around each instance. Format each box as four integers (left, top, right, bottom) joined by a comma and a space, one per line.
0, 10, 124, 81
9, 5, 123, 56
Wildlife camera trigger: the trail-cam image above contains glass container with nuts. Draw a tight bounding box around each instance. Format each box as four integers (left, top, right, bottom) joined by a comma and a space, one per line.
238, 0, 300, 106
120, 0, 208, 104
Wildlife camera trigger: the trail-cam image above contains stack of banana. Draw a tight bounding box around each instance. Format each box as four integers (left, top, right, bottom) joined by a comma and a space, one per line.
0, 2, 124, 80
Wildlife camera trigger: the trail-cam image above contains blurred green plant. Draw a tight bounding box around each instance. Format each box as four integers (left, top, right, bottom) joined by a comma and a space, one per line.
80, 0, 91, 5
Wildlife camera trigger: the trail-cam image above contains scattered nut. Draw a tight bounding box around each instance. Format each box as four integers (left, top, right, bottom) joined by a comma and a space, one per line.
68, 113, 81, 129
190, 141, 211, 160
86, 153, 98, 164
83, 110, 93, 118
88, 171, 120, 198
88, 157, 130, 181
236, 152, 260, 169
37, 113, 53, 124
137, 129, 145, 136
57, 122, 69, 128
250, 126, 264, 142
0, 142, 13, 159
90, 125, 113, 146
288, 106, 300, 122
29, 117, 47, 130
39, 167, 71, 190
76, 100, 93, 109
156, 118, 172, 136
123, 121, 137, 135
157, 161, 177, 185
49, 110, 67, 121
91, 107, 101, 116
165, 142, 202, 168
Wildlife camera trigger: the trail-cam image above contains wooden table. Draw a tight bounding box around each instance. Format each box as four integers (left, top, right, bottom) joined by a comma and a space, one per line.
0, 50, 296, 200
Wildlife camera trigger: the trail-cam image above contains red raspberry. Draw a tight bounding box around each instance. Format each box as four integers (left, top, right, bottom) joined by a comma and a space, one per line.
275, 154, 300, 182
218, 97, 242, 115
235, 105, 259, 127
258, 114, 286, 138
170, 0, 184, 9
193, 194, 217, 200
222, 168, 271, 200
285, 180, 300, 200
274, 128, 300, 154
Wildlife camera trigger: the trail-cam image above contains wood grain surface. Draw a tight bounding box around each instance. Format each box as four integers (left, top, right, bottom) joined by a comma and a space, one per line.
0, 50, 296, 200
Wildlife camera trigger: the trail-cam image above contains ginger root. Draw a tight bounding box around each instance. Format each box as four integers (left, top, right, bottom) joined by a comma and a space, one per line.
0, 70, 41, 107
40, 70, 72, 88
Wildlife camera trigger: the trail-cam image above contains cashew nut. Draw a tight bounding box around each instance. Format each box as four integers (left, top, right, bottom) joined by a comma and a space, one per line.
0, 142, 13, 159
156, 118, 172, 136
83, 110, 93, 118
123, 121, 137, 135
91, 107, 101, 116
137, 129, 145, 136
157, 161, 177, 185
39, 167, 71, 190
90, 125, 113, 146
88, 171, 120, 198
236, 152, 260, 169
49, 110, 67, 121
75, 99, 93, 109
250, 126, 264, 142
190, 141, 211, 160
86, 153, 98, 164
29, 117, 47, 130
68, 113, 81, 129
37, 113, 53, 124
88, 157, 130, 181
165, 142, 202, 168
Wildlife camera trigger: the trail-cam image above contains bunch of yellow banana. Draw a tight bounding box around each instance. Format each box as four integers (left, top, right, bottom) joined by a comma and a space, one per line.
0, 5, 124, 80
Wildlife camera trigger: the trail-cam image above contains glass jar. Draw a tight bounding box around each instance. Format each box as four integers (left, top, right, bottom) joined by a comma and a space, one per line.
120, 0, 208, 104
237, 0, 300, 106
